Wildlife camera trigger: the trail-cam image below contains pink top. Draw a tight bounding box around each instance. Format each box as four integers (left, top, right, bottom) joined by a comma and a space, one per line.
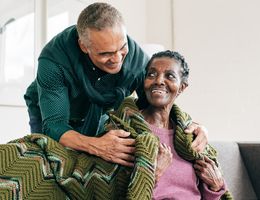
149, 124, 226, 200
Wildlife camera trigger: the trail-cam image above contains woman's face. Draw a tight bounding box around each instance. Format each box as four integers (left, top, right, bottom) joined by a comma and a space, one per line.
144, 57, 185, 109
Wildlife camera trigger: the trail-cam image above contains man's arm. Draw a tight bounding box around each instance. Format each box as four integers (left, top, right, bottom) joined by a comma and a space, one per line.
59, 129, 135, 167
185, 122, 208, 153
37, 59, 136, 166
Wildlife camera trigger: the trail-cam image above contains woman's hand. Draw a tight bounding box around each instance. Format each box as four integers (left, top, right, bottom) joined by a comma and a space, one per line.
155, 143, 173, 182
185, 122, 208, 153
194, 156, 224, 191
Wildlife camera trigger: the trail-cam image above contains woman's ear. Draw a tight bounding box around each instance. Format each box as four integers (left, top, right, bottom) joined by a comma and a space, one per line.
178, 82, 188, 95
78, 39, 88, 54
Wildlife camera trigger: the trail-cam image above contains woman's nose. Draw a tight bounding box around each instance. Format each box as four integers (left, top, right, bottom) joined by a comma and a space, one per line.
155, 74, 165, 85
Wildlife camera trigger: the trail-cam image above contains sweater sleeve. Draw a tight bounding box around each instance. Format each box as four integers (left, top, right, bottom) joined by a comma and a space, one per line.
37, 58, 73, 141
200, 180, 227, 200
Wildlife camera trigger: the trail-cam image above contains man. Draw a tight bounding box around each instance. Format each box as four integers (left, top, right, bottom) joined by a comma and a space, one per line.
24, 2, 207, 167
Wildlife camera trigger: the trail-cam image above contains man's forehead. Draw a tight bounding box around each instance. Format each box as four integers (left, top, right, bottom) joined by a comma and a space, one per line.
87, 28, 127, 53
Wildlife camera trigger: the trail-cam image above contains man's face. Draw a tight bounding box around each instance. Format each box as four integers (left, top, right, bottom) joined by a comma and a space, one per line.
79, 24, 129, 74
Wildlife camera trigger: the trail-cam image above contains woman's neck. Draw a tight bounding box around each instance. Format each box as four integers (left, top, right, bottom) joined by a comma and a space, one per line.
141, 106, 173, 129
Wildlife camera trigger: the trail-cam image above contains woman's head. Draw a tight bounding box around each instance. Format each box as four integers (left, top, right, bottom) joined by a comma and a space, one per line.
144, 50, 189, 109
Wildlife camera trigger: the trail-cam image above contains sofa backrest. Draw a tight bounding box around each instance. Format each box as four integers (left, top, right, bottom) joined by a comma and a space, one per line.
210, 141, 257, 200
238, 143, 260, 199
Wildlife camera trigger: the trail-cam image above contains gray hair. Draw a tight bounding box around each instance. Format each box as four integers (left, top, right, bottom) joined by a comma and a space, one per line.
146, 50, 189, 85
77, 2, 124, 39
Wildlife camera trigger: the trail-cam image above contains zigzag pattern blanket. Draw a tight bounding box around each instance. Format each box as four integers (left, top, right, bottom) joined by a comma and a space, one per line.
0, 97, 232, 200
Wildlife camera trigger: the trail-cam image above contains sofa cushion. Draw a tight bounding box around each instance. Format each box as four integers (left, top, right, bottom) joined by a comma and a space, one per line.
239, 143, 260, 199
210, 141, 257, 200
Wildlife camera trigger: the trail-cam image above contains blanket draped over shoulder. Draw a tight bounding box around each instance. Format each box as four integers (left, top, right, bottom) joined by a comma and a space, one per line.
0, 97, 232, 200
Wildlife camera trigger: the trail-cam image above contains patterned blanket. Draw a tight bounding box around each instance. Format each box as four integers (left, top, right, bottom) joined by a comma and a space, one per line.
0, 97, 232, 200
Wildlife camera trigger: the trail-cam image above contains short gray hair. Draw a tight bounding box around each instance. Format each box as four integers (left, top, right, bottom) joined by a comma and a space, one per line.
77, 2, 124, 38
146, 50, 190, 86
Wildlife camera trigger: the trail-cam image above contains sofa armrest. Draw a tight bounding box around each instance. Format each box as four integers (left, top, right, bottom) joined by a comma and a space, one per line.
238, 143, 260, 199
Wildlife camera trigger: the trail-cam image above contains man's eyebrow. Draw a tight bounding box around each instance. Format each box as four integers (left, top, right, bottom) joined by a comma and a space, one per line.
120, 42, 127, 50
99, 42, 128, 55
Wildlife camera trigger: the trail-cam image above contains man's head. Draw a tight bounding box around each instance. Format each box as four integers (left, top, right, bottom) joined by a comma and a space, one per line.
77, 2, 128, 74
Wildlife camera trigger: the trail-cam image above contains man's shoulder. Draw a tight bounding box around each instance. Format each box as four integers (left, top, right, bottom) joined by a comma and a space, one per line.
50, 25, 77, 41
39, 25, 81, 68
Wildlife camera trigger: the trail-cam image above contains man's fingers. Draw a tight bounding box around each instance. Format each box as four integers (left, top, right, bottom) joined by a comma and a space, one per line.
111, 129, 131, 138
191, 138, 206, 153
184, 123, 196, 134
120, 137, 135, 146
119, 145, 135, 154
118, 153, 135, 162
115, 158, 134, 167
113, 153, 135, 167
191, 130, 203, 147
190, 125, 208, 153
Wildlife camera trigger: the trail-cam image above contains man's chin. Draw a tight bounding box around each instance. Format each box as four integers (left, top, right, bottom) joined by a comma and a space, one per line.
105, 64, 122, 74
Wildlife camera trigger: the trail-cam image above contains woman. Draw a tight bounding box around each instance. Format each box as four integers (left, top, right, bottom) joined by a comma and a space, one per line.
107, 50, 230, 199
141, 50, 227, 199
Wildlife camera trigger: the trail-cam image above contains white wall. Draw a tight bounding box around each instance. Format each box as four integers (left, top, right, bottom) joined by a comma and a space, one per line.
173, 0, 260, 141
1, 0, 259, 143
0, 106, 30, 143
0, 0, 172, 144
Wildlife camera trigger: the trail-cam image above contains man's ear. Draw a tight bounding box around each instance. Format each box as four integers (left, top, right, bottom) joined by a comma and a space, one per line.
78, 39, 88, 54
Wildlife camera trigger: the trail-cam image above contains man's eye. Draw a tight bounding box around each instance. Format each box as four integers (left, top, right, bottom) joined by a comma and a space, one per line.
99, 53, 111, 56
147, 72, 155, 77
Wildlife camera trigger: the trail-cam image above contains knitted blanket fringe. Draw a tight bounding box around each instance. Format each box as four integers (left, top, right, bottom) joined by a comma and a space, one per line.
0, 97, 232, 200
0, 100, 158, 199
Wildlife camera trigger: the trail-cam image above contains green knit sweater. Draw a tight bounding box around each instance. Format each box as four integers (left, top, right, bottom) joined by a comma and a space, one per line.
24, 25, 149, 141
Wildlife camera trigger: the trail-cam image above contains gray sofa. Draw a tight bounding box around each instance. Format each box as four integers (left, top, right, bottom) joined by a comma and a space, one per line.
211, 142, 260, 200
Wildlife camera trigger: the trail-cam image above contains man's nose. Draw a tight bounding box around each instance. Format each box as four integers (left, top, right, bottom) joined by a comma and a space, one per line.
110, 51, 122, 63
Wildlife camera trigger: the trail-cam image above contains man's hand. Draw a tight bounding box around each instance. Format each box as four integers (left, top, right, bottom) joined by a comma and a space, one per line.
194, 156, 224, 191
184, 122, 208, 153
92, 130, 136, 167
60, 129, 135, 167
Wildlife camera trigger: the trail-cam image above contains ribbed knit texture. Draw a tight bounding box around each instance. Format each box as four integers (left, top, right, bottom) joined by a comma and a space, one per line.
0, 97, 232, 200
24, 25, 149, 141
0, 97, 159, 200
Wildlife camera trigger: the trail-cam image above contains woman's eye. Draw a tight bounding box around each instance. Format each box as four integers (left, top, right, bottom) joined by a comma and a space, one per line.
167, 74, 175, 79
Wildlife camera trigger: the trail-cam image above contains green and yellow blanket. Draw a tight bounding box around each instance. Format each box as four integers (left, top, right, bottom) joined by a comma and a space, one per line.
0, 97, 232, 200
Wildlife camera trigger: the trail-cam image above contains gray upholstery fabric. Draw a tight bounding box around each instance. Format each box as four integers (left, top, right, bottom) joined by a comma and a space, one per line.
210, 141, 257, 200
239, 143, 260, 199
